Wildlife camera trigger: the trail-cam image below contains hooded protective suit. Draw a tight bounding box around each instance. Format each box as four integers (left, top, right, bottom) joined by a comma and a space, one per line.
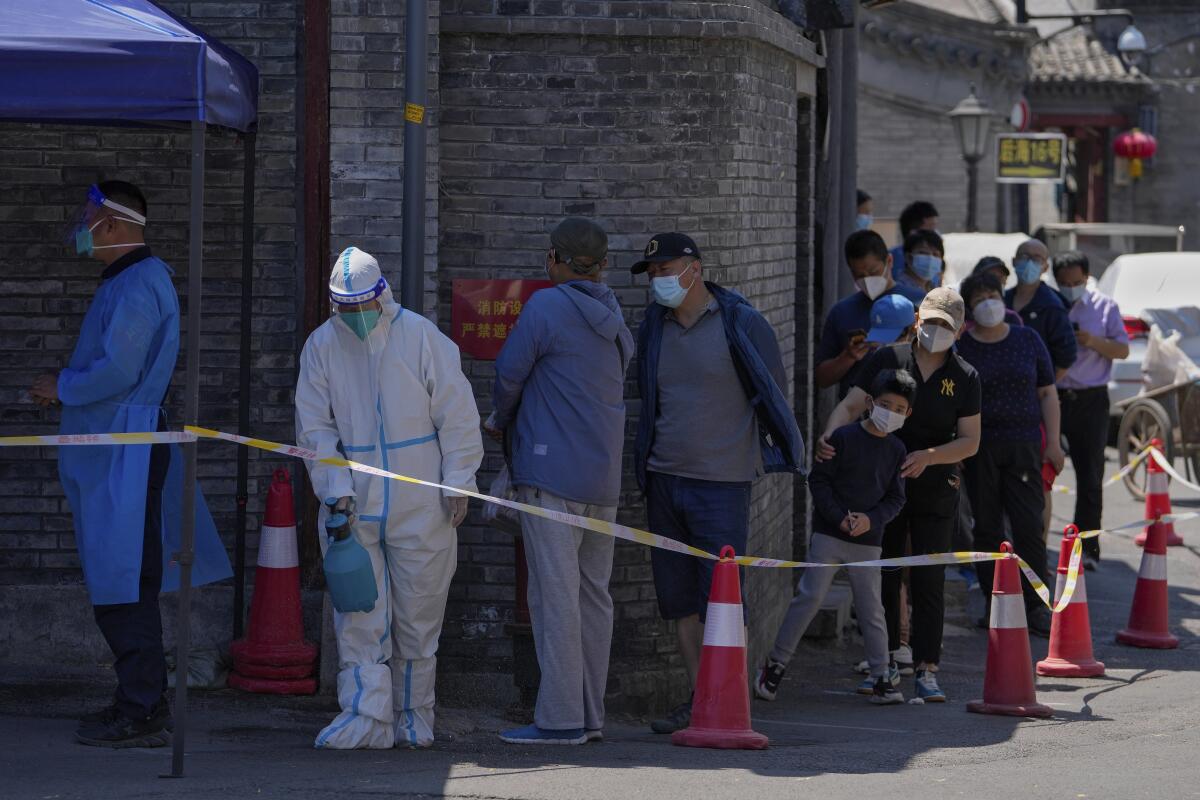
296, 248, 483, 749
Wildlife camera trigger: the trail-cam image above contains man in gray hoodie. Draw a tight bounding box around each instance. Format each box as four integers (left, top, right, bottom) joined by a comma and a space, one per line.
488, 218, 634, 745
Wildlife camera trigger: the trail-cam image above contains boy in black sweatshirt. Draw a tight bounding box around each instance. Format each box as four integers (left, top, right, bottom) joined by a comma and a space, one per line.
755, 369, 914, 705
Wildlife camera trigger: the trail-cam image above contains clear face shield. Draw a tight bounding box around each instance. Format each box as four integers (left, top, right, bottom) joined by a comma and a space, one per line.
63, 185, 147, 255
330, 277, 388, 351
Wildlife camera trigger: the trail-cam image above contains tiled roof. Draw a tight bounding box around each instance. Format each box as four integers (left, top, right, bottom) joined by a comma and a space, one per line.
1030, 25, 1149, 85
901, 0, 1009, 23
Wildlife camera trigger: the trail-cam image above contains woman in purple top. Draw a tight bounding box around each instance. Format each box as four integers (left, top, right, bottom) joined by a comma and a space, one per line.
955, 271, 1065, 638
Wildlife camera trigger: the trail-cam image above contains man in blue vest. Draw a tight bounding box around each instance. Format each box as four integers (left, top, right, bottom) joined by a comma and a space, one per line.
32, 181, 230, 748
632, 232, 805, 734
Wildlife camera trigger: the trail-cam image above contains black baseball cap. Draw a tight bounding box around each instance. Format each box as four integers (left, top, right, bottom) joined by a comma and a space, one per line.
631, 232, 702, 275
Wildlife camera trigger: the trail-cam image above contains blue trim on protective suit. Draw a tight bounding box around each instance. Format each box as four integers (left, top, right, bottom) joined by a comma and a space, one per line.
343, 247, 354, 292
315, 665, 364, 748
403, 660, 417, 746
386, 432, 438, 449
376, 395, 392, 660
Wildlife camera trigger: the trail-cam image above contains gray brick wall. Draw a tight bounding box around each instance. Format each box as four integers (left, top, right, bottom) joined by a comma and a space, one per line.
329, 0, 442, 313
857, 89, 1001, 238
0, 1, 298, 641
438, 6, 819, 711
0, 0, 824, 716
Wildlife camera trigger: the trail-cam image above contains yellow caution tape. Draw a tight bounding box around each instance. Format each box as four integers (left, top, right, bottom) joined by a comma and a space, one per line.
0, 431, 196, 447
1017, 535, 1082, 614
1149, 449, 1200, 495
184, 427, 1079, 607
1052, 445, 1153, 496
6, 428, 1186, 612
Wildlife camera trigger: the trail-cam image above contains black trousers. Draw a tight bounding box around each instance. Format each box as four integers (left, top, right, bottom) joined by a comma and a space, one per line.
1060, 387, 1110, 558
92, 443, 169, 720
882, 479, 957, 666
964, 441, 1047, 612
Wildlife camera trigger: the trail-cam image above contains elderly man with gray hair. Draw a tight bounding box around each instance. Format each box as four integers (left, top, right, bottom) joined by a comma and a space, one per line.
488, 218, 633, 745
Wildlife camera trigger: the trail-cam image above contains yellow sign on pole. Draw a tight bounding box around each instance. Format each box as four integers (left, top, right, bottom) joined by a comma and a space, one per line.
996, 133, 1067, 184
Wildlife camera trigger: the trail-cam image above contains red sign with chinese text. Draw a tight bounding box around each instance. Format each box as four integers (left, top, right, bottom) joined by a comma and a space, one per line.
450, 279, 553, 360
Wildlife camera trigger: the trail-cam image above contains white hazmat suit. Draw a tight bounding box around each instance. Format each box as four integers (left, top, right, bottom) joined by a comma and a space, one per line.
297, 247, 483, 749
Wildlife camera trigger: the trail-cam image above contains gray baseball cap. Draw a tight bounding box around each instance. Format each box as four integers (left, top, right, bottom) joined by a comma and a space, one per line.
920, 287, 966, 331
551, 217, 608, 274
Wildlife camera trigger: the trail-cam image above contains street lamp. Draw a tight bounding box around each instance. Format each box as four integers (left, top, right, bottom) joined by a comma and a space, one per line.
947, 84, 996, 233
1015, 4, 1148, 75
1117, 24, 1148, 69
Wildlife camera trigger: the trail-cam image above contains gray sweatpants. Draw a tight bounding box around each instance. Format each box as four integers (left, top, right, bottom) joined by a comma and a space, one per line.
769, 533, 889, 679
518, 486, 617, 731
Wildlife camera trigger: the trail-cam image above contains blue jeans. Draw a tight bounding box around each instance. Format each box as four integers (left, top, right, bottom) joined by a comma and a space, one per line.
645, 472, 751, 622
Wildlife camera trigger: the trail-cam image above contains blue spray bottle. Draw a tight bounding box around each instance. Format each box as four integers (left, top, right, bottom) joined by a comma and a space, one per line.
322, 497, 378, 613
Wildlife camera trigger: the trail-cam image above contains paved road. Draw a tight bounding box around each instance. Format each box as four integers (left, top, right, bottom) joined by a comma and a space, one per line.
2, 450, 1199, 799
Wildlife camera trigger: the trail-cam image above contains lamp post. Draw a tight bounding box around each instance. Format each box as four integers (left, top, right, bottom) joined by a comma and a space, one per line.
948, 84, 995, 233
1015, 3, 1146, 73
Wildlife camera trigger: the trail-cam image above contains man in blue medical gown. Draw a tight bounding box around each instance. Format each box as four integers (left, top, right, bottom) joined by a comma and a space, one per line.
31, 181, 230, 748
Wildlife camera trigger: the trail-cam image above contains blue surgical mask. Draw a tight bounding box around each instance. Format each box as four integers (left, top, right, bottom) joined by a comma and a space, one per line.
75, 217, 105, 256
911, 254, 943, 282
341, 309, 381, 340
651, 266, 697, 308
75, 217, 140, 257
855, 213, 873, 231
1060, 284, 1087, 305
1014, 258, 1042, 285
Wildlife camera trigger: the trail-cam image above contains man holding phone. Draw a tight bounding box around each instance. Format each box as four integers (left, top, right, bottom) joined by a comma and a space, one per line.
816, 231, 925, 398
1053, 251, 1129, 570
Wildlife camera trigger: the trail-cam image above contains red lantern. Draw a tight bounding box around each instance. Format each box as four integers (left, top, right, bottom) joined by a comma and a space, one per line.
1114, 128, 1158, 179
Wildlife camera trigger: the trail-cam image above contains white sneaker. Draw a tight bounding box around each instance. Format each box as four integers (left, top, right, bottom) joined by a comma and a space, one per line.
855, 648, 913, 676
915, 669, 946, 702
857, 662, 900, 694
893, 645, 914, 676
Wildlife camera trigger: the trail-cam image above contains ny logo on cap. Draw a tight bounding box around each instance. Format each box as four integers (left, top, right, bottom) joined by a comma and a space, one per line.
646, 239, 659, 256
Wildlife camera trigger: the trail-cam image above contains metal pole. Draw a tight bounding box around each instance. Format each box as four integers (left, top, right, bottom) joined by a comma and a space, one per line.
168, 120, 205, 779
401, 0, 428, 314
234, 132, 257, 640
966, 157, 979, 232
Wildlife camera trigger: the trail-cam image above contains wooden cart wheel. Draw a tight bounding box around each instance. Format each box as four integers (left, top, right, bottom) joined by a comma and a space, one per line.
1118, 399, 1173, 501
1178, 382, 1200, 483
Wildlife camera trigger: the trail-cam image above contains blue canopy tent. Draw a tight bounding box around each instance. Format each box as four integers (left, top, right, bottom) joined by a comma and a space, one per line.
0, 0, 259, 776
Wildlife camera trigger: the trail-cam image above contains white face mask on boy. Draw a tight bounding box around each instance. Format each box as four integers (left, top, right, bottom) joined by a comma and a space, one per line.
869, 402, 906, 434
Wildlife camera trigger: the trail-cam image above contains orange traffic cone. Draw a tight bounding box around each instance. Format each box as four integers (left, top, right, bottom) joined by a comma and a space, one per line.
1037, 526, 1104, 678
1117, 494, 1180, 649
967, 543, 1052, 718
1136, 438, 1184, 547
229, 468, 318, 694
672, 546, 768, 750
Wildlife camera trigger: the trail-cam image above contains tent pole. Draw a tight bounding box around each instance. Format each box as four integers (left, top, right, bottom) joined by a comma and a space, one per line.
233, 132, 257, 640
401, 0, 427, 314
168, 120, 205, 779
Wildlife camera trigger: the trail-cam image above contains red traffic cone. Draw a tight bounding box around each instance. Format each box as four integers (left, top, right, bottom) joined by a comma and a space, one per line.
672, 546, 768, 750
1136, 438, 1183, 547
967, 543, 1052, 718
1117, 496, 1179, 649
1037, 526, 1105, 678
229, 469, 318, 694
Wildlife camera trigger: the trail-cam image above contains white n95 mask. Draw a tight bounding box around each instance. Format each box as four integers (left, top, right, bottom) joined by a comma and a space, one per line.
918, 325, 956, 354
972, 299, 1006, 328
856, 275, 888, 301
